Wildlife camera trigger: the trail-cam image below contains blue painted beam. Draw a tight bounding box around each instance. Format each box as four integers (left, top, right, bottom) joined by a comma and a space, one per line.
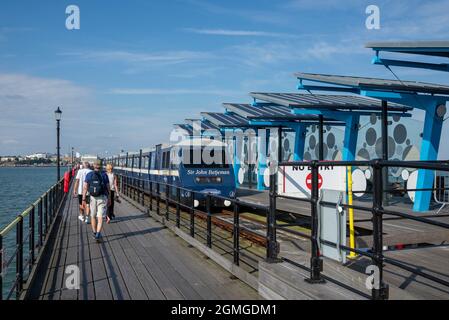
342, 115, 360, 161
293, 124, 306, 161
372, 56, 449, 73
257, 130, 269, 190
233, 130, 243, 188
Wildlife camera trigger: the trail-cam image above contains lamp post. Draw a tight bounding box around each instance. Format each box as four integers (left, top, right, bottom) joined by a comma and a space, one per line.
71, 147, 74, 169
54, 107, 62, 181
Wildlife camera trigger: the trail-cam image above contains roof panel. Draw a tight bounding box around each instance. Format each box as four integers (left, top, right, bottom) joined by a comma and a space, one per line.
223, 103, 321, 121
250, 92, 412, 112
366, 41, 449, 58
295, 72, 449, 95
173, 124, 193, 135
201, 112, 249, 127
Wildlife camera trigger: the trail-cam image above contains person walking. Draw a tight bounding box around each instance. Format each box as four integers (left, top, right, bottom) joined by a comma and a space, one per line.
105, 163, 119, 223
82, 160, 110, 241
73, 161, 92, 223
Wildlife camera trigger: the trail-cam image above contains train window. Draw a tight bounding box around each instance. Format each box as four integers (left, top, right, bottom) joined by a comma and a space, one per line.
148, 153, 152, 169
165, 151, 170, 169
162, 152, 166, 169
150, 152, 155, 170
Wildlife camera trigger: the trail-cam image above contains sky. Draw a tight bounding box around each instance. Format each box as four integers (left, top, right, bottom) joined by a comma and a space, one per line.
0, 0, 449, 158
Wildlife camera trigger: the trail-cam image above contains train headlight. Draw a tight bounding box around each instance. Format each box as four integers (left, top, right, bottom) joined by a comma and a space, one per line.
193, 200, 200, 208
224, 200, 231, 207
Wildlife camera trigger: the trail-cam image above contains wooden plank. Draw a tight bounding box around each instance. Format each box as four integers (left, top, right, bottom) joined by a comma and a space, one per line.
117, 199, 259, 300
107, 218, 176, 299
125, 212, 243, 300
102, 221, 149, 300
78, 219, 95, 300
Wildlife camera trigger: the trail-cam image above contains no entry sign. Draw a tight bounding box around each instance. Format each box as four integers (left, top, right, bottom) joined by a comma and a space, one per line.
278, 165, 346, 199
305, 173, 323, 190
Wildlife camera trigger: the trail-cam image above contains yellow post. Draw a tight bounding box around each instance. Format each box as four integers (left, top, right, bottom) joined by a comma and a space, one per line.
347, 166, 356, 258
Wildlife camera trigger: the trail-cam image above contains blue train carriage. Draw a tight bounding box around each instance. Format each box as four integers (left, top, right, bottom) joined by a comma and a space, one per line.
108, 138, 236, 209
170, 138, 236, 209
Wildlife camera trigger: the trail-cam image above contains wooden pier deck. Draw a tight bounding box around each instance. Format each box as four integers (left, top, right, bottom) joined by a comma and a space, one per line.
28, 192, 259, 300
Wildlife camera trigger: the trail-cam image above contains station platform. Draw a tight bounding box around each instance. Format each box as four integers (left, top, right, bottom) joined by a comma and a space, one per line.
28, 191, 259, 300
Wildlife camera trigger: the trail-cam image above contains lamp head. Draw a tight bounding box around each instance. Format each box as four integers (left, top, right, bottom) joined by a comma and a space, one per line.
54, 107, 62, 121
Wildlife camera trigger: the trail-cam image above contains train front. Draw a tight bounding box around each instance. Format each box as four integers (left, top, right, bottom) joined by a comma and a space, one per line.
176, 139, 236, 209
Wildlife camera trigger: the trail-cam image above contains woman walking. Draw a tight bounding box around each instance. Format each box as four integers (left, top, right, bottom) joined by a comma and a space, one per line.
106, 163, 119, 223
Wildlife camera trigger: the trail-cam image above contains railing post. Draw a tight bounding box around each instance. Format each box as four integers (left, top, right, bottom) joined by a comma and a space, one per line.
190, 192, 195, 238
156, 182, 160, 216
306, 161, 325, 283
136, 177, 142, 203
165, 184, 170, 220
206, 194, 212, 248
233, 202, 240, 266
16, 216, 23, 299
372, 160, 389, 300
141, 179, 145, 206
52, 187, 56, 217
29, 205, 35, 274
44, 193, 49, 235
149, 181, 153, 212
267, 168, 278, 261
125, 176, 128, 197
38, 198, 43, 247
176, 187, 181, 228
0, 235, 3, 300
132, 177, 135, 201
134, 178, 138, 201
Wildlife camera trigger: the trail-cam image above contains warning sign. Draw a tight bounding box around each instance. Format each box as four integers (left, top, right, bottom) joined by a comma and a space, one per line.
305, 173, 323, 190
278, 165, 346, 199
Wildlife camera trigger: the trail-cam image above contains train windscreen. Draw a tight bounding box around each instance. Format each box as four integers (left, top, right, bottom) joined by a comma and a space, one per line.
182, 147, 230, 168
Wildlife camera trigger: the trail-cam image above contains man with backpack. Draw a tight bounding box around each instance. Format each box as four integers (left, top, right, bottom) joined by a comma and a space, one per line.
82, 159, 110, 241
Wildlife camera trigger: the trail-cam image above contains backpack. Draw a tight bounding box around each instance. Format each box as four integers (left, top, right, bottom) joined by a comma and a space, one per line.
88, 172, 105, 197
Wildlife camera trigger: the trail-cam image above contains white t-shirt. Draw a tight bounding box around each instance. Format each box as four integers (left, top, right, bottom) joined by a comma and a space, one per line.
107, 172, 116, 191
76, 168, 92, 195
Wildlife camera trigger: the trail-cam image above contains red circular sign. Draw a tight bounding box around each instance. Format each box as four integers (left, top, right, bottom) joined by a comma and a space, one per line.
306, 173, 323, 190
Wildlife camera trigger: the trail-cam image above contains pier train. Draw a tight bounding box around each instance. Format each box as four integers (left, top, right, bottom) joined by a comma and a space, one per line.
105, 139, 236, 208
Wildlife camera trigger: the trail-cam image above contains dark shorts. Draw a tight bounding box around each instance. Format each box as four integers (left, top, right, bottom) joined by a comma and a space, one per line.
78, 195, 90, 205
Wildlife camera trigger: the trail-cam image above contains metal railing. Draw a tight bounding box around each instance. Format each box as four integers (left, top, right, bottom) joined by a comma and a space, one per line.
270, 159, 449, 300
116, 174, 270, 271
435, 171, 449, 214
0, 177, 67, 300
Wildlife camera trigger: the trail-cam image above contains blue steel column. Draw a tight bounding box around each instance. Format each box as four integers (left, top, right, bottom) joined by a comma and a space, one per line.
233, 130, 242, 188
342, 115, 360, 161
414, 103, 444, 211
293, 123, 306, 161
257, 128, 268, 190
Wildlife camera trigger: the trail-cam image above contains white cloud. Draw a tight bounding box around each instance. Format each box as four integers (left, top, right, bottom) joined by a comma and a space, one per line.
60, 50, 212, 65
183, 28, 299, 38
283, 0, 363, 10
108, 88, 240, 96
